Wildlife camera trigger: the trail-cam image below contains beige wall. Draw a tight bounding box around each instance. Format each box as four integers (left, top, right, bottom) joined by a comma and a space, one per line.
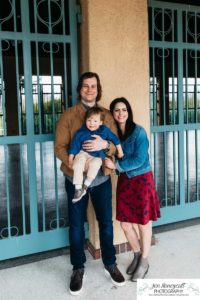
79, 0, 149, 248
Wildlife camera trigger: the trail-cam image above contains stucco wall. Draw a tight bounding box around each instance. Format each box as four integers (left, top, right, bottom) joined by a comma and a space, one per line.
79, 0, 149, 248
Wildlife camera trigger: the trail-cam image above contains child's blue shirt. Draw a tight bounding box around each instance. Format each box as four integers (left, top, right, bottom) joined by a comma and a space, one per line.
69, 124, 120, 159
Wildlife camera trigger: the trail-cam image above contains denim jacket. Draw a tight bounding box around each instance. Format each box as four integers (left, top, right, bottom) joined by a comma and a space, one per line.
115, 124, 151, 178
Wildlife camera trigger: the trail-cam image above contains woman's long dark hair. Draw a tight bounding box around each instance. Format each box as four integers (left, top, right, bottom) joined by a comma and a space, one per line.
110, 97, 136, 141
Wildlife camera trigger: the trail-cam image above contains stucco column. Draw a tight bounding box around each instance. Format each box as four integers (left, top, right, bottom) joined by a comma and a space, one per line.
79, 0, 150, 253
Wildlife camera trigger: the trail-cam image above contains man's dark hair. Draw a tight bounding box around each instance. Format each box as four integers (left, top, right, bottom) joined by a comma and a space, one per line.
77, 72, 102, 102
110, 97, 136, 141
85, 107, 105, 122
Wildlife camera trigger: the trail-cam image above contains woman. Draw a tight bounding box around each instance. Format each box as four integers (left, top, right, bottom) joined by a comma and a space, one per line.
105, 97, 161, 281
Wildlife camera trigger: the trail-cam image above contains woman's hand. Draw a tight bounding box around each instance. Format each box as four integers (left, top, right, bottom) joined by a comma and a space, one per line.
104, 157, 116, 169
83, 135, 107, 152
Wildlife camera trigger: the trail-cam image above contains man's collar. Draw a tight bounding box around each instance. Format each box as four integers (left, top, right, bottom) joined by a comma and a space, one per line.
81, 100, 96, 110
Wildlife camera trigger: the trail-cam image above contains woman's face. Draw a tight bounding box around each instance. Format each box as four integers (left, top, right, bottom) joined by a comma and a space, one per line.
112, 102, 128, 125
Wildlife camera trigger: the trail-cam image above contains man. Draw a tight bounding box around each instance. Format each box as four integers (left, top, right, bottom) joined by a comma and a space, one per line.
55, 72, 125, 295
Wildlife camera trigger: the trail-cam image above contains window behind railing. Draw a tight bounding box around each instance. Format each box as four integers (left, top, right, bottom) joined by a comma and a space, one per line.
19, 76, 63, 134
150, 77, 200, 126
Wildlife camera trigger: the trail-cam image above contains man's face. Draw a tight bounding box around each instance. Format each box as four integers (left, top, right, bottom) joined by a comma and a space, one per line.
80, 77, 98, 103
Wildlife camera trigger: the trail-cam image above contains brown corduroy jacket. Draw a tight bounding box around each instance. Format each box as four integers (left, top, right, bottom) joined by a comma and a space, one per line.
54, 102, 117, 177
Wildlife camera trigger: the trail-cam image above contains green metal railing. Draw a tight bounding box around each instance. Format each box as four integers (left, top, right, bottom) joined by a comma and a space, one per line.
149, 0, 200, 225
0, 0, 81, 260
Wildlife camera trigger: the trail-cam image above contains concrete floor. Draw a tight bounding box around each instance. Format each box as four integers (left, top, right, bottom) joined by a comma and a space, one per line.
0, 224, 200, 300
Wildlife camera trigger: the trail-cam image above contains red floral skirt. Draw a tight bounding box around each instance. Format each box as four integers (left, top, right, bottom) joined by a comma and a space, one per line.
116, 171, 161, 225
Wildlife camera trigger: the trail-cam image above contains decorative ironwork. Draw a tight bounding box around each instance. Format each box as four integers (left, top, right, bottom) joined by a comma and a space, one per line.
187, 13, 200, 42
149, 0, 200, 225
0, 226, 19, 239
36, 0, 63, 30
156, 48, 170, 58
154, 9, 173, 38
161, 197, 174, 208
0, 0, 79, 260
1, 40, 11, 52
42, 42, 60, 53
0, 0, 14, 26
49, 217, 67, 229
189, 49, 200, 59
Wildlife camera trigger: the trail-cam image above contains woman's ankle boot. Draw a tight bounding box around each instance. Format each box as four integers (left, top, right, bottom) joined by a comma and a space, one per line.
126, 251, 141, 275
131, 257, 149, 282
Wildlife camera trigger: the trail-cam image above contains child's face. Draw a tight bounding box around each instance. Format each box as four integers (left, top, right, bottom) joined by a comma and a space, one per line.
86, 114, 103, 131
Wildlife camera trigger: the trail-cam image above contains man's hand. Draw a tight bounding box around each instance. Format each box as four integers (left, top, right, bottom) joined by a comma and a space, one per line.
82, 135, 107, 152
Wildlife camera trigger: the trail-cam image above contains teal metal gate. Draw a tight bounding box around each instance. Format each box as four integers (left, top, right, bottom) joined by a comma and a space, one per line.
0, 0, 80, 260
149, 0, 200, 225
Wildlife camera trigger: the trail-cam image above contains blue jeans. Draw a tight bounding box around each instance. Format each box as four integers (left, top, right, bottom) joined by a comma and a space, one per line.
65, 177, 116, 270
